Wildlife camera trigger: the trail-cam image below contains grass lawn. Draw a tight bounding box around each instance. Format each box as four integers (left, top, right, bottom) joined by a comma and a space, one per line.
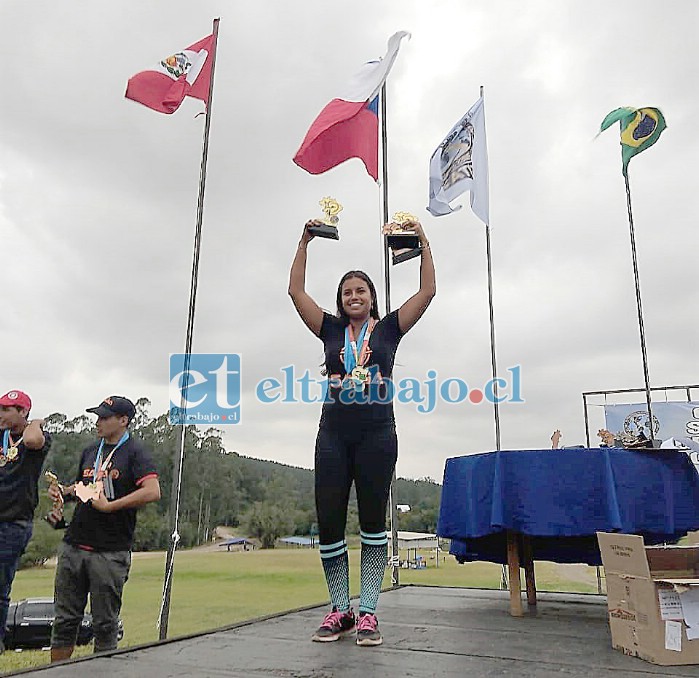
1, 547, 602, 674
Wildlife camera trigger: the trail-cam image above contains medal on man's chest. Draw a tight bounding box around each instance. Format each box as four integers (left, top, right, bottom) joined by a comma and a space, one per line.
75, 479, 103, 503
6, 446, 18, 461
0, 454, 6, 467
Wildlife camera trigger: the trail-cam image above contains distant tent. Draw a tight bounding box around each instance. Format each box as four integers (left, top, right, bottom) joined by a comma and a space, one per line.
387, 531, 440, 568
388, 531, 439, 550
279, 536, 316, 548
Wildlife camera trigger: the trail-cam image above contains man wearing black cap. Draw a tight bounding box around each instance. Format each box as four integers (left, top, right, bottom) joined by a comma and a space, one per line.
49, 396, 160, 661
0, 389, 51, 654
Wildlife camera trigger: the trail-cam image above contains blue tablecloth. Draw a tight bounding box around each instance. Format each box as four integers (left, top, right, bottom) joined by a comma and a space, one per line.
437, 448, 699, 565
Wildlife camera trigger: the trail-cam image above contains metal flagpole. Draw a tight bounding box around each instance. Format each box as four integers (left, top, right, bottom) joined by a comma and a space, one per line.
481, 88, 501, 452
379, 82, 401, 586
157, 17, 220, 640
478, 85, 506, 589
486, 224, 501, 448
623, 172, 655, 438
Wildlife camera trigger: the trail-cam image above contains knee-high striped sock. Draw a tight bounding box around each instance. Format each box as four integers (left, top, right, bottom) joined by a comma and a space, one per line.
320, 540, 350, 612
359, 531, 388, 614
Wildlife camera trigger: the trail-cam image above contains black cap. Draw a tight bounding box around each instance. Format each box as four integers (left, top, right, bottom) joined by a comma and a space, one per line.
86, 396, 136, 422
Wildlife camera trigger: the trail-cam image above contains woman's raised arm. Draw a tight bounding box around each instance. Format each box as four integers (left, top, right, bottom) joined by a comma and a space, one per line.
288, 221, 324, 336
397, 221, 436, 334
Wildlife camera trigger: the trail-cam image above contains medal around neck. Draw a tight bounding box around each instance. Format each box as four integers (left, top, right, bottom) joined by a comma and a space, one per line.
308, 197, 343, 240
75, 480, 103, 504
383, 211, 422, 265
350, 366, 370, 391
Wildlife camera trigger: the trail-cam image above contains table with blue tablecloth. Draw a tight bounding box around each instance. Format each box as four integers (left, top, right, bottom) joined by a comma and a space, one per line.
437, 448, 699, 615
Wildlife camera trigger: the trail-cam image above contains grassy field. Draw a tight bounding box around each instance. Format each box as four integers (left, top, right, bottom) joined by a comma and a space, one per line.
0, 547, 602, 674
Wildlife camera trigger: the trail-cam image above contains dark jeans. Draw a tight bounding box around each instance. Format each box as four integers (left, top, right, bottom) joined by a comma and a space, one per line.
0, 520, 33, 644
51, 543, 131, 652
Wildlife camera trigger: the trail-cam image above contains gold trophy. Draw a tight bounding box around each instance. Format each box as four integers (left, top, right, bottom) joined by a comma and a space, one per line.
308, 197, 343, 240
44, 471, 65, 528
383, 211, 422, 265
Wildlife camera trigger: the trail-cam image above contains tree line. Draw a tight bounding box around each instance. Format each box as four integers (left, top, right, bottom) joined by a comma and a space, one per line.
22, 399, 442, 566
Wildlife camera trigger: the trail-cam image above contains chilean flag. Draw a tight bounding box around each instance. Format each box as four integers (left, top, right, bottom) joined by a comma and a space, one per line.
125, 33, 215, 114
293, 31, 410, 181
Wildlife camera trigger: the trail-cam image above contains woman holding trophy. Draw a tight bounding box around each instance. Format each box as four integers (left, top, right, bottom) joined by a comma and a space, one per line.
288, 209, 436, 646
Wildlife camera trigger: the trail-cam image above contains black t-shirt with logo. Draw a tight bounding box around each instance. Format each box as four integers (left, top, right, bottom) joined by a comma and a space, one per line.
319, 310, 404, 428
65, 436, 158, 552
0, 430, 52, 522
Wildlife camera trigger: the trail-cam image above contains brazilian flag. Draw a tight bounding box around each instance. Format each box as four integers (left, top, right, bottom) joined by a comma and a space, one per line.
600, 107, 667, 177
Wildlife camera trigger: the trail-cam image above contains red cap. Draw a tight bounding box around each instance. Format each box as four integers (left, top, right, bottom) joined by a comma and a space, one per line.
0, 390, 32, 411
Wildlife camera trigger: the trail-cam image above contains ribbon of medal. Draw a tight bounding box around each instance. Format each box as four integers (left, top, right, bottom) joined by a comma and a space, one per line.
0, 429, 24, 467
345, 319, 376, 391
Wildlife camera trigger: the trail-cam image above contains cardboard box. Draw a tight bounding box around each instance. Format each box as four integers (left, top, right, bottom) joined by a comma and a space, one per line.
598, 532, 699, 665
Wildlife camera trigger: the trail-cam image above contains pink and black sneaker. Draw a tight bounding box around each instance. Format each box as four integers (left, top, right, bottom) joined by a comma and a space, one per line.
311, 607, 356, 642
356, 611, 383, 646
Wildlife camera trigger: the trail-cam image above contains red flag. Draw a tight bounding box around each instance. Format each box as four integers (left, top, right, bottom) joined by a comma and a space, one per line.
126, 34, 215, 114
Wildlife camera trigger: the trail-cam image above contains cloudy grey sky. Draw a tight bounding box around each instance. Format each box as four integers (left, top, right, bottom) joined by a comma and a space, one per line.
1, 0, 697, 481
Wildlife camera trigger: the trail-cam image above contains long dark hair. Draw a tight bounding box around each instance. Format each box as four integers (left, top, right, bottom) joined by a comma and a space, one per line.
335, 270, 381, 323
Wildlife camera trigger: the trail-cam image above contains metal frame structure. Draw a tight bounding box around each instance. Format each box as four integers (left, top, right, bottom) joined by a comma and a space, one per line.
582, 383, 699, 447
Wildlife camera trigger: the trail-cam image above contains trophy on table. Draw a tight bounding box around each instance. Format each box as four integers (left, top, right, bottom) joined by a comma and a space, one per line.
308, 197, 343, 240
383, 211, 422, 265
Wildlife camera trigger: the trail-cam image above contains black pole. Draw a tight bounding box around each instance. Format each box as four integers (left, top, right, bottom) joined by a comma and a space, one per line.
379, 83, 400, 587
623, 172, 654, 440
158, 18, 220, 640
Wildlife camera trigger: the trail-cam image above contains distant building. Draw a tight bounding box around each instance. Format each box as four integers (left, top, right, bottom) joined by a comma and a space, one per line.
218, 537, 256, 552
279, 536, 317, 548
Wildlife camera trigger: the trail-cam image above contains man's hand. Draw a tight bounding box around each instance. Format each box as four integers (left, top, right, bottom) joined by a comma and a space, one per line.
90, 491, 113, 513
48, 483, 64, 506
45, 507, 65, 528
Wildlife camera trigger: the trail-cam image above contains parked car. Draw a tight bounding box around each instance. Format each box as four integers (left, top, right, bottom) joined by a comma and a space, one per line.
4, 598, 123, 650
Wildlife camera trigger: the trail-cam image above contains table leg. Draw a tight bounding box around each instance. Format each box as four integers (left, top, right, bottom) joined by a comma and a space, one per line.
522, 535, 537, 606
506, 531, 523, 617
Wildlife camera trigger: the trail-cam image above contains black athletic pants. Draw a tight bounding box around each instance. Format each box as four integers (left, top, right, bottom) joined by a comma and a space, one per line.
314, 423, 398, 545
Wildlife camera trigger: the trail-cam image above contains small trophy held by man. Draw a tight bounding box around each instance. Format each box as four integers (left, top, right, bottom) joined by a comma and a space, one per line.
307, 197, 343, 240
383, 211, 422, 265
44, 471, 66, 529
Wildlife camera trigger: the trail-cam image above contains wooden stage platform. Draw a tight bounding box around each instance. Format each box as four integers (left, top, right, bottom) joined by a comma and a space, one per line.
11, 586, 699, 677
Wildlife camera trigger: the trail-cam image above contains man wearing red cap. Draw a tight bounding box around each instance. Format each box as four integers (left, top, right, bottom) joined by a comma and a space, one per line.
48, 395, 160, 661
0, 390, 51, 654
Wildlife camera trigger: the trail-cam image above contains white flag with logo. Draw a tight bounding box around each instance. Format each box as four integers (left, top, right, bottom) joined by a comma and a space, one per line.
427, 96, 489, 224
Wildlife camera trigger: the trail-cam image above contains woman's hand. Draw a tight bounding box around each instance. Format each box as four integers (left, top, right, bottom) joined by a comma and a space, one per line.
301, 220, 320, 247
410, 221, 429, 248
